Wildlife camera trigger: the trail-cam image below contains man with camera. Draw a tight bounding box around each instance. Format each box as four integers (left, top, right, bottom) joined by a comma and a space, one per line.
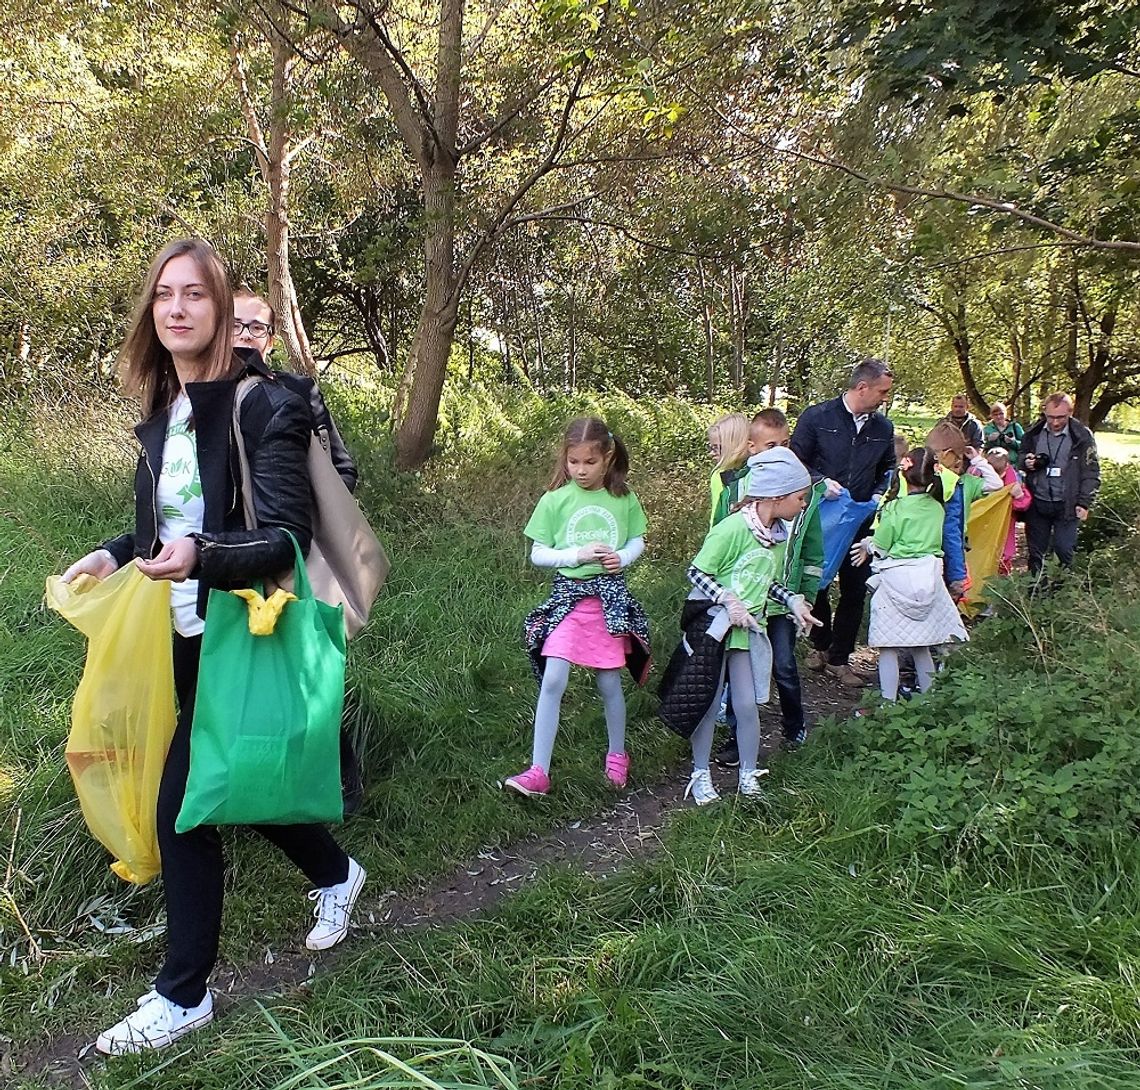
1019, 393, 1100, 573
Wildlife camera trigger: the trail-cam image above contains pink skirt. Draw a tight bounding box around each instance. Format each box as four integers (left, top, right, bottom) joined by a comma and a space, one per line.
542, 596, 631, 670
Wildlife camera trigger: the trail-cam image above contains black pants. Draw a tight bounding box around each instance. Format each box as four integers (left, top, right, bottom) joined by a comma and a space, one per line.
156, 634, 349, 1008
1025, 498, 1079, 573
810, 548, 872, 666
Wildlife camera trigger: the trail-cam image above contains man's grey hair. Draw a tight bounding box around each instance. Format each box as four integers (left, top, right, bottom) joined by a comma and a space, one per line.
849, 357, 893, 389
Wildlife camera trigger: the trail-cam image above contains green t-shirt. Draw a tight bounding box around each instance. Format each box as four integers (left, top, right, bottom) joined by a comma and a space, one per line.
873, 491, 945, 559
524, 482, 648, 578
692, 512, 787, 649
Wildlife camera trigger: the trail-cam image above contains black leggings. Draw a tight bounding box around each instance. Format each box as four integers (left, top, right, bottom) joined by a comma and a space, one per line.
155, 634, 349, 1007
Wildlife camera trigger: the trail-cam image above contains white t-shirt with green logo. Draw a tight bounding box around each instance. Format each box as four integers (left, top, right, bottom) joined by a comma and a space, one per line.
692, 512, 787, 649
524, 482, 648, 578
156, 394, 205, 636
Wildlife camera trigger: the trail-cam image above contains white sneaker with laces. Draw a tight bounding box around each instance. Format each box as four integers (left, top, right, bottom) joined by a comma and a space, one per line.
306, 856, 366, 951
738, 767, 770, 797
683, 768, 720, 806
95, 989, 213, 1055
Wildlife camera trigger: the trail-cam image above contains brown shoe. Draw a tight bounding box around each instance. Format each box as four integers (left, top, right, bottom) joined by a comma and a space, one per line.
825, 663, 869, 688
805, 649, 829, 672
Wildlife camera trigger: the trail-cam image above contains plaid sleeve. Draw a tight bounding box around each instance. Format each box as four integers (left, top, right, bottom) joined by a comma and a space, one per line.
766, 581, 796, 610
687, 564, 725, 601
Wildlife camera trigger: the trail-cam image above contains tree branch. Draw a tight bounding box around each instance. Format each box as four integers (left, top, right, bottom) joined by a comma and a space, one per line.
228, 40, 271, 181
455, 64, 589, 294
711, 102, 1140, 254
775, 143, 1140, 254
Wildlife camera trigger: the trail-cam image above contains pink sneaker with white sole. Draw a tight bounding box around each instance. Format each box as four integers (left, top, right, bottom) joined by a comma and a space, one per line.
504, 764, 551, 797
604, 751, 630, 788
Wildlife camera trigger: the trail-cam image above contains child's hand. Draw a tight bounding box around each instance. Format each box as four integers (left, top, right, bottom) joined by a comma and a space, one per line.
964, 445, 980, 463
823, 478, 842, 500
599, 550, 622, 573
789, 597, 823, 637
849, 537, 872, 567
947, 579, 966, 601
722, 592, 761, 632
576, 542, 611, 564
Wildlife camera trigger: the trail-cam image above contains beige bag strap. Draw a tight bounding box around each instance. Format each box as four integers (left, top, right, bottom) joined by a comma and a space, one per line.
231, 375, 388, 640
231, 378, 262, 530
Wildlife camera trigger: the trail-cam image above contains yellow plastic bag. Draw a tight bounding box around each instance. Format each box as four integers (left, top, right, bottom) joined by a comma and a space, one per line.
960, 488, 1014, 617
45, 563, 176, 884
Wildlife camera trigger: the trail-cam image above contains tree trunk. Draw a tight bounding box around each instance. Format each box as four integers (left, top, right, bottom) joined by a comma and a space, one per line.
530, 280, 546, 390
567, 286, 577, 390
698, 258, 714, 402
394, 160, 460, 468
1073, 308, 1115, 424
231, 30, 317, 377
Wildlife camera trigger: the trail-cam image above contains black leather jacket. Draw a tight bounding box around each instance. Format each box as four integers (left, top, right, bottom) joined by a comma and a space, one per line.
102, 356, 314, 620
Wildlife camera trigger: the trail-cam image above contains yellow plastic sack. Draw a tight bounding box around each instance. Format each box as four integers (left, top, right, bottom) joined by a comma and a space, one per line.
960, 488, 1013, 617
45, 564, 177, 884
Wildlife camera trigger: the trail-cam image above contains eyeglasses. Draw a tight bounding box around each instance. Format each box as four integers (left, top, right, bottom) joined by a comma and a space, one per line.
233, 319, 274, 339
1044, 413, 1070, 421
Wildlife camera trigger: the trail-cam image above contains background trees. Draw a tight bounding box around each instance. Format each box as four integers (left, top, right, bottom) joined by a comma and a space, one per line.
1, 0, 1137, 459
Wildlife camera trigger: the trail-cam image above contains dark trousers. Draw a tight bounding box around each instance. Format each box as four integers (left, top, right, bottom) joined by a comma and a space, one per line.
810, 550, 872, 666
1025, 499, 1079, 573
156, 634, 349, 1008
768, 614, 805, 737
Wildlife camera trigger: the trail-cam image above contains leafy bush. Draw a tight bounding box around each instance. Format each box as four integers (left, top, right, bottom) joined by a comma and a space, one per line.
833, 559, 1140, 852
1081, 457, 1140, 548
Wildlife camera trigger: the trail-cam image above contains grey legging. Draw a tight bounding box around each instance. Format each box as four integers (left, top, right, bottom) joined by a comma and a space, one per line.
689, 650, 761, 772
531, 657, 626, 771
878, 646, 936, 701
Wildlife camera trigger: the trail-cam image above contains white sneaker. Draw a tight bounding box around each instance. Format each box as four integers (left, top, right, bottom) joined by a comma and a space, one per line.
683, 768, 720, 806
95, 989, 213, 1055
738, 767, 770, 797
306, 856, 366, 951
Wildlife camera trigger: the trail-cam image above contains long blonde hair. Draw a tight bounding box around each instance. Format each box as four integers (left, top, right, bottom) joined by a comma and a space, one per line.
708, 413, 749, 473
118, 239, 238, 418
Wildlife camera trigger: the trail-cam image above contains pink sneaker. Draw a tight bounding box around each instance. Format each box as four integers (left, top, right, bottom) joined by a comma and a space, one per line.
504, 764, 550, 797
604, 751, 631, 788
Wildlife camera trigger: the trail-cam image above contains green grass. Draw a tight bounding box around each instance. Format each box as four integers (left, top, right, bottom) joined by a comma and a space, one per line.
4, 388, 1140, 1089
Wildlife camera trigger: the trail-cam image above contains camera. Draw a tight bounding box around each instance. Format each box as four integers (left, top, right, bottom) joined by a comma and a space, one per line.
1028, 452, 1049, 469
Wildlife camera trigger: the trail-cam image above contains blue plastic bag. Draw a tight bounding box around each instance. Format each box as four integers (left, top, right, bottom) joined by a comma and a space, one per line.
819, 488, 880, 588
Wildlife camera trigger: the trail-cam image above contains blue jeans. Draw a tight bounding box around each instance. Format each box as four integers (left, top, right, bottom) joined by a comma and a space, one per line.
768, 614, 805, 738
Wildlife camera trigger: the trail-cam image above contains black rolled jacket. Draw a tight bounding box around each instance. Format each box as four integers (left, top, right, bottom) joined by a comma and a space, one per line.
789, 395, 895, 502
102, 355, 314, 621
1018, 415, 1100, 519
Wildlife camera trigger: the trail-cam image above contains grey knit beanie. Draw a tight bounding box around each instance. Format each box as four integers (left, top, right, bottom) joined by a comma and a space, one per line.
746, 446, 811, 498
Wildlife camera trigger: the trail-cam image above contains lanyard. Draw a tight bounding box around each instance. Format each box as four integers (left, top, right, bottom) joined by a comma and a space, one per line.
1045, 430, 1066, 466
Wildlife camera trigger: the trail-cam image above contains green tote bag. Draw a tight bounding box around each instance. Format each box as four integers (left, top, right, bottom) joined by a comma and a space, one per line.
176, 532, 346, 833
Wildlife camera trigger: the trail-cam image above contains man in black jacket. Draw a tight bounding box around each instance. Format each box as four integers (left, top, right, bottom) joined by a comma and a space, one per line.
1020, 393, 1100, 573
790, 358, 895, 687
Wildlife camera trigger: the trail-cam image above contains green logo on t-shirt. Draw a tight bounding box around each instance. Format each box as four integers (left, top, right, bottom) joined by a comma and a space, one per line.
565, 504, 620, 549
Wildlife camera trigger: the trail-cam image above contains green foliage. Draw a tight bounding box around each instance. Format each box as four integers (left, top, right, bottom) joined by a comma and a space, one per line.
834, 554, 1140, 852
1080, 457, 1140, 548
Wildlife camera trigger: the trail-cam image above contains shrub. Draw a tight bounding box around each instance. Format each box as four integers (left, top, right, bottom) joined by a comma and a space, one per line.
833, 559, 1140, 853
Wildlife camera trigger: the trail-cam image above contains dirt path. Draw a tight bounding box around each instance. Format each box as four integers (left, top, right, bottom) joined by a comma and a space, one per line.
17, 666, 865, 1089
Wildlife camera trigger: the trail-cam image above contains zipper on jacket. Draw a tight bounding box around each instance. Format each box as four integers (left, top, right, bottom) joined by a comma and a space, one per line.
142, 446, 160, 556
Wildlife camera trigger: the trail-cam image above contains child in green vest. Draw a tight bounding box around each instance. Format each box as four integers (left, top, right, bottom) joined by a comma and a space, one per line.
706, 412, 751, 528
